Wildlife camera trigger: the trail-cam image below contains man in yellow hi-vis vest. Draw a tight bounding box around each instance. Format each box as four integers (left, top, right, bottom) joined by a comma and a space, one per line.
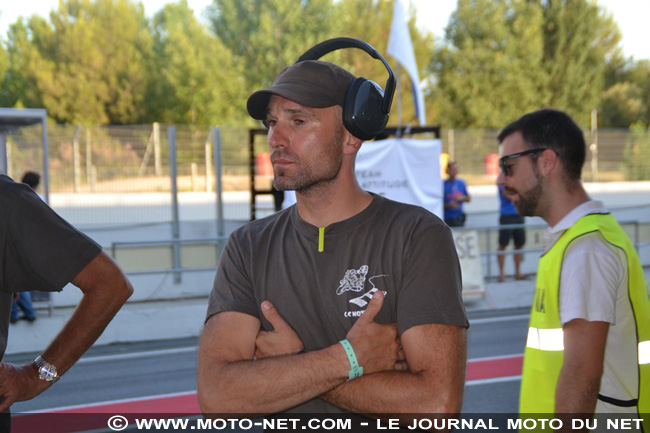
496, 109, 649, 427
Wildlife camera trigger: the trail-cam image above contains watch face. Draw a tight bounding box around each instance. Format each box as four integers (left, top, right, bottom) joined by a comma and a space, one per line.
39, 364, 58, 382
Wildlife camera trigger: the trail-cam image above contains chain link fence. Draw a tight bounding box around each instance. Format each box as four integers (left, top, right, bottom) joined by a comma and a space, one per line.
4, 123, 257, 226
3, 122, 649, 299
441, 127, 650, 184
6, 123, 250, 192
4, 123, 648, 227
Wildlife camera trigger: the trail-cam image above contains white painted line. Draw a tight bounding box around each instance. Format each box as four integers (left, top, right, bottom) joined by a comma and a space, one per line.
468, 353, 523, 363
77, 346, 197, 364
470, 314, 529, 325
466, 375, 522, 386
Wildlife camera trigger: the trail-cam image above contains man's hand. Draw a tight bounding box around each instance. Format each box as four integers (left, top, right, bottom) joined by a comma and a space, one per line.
0, 362, 46, 412
256, 299, 407, 370
255, 301, 304, 359
345, 290, 400, 375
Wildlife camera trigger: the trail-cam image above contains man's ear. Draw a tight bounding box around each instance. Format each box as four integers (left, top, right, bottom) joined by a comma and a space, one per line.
538, 148, 558, 177
342, 130, 363, 155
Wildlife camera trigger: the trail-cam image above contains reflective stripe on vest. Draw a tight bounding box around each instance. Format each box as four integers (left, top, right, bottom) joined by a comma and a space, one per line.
526, 327, 564, 351
527, 326, 650, 366
640, 340, 650, 365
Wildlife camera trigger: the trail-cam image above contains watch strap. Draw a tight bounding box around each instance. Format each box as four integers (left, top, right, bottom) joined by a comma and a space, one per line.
33, 355, 46, 369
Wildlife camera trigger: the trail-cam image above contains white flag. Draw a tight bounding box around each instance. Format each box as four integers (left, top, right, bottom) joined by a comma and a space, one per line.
387, 0, 426, 126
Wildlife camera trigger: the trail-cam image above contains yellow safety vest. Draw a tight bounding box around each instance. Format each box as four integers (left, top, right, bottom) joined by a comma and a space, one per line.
520, 214, 650, 423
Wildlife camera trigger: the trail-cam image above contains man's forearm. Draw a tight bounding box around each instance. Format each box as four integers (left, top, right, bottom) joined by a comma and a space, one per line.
321, 369, 460, 416
40, 274, 132, 376
555, 320, 608, 414
0, 253, 132, 412
555, 368, 601, 414
200, 343, 351, 415
322, 324, 466, 420
200, 291, 400, 415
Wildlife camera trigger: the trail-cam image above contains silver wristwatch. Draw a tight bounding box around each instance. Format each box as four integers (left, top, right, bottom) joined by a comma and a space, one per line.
33, 355, 60, 384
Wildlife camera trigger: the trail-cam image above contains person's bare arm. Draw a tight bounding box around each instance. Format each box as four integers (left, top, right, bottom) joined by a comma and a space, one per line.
321, 323, 466, 415
0, 251, 133, 411
198, 290, 399, 416
555, 319, 609, 414
255, 302, 467, 424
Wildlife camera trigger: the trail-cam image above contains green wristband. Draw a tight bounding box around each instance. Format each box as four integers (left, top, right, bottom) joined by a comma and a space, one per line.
339, 339, 363, 381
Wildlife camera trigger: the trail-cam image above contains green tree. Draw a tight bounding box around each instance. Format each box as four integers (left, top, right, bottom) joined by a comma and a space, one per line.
540, 0, 621, 126
432, 0, 546, 128
629, 60, 650, 124
432, 0, 621, 128
149, 0, 245, 126
600, 59, 650, 127
207, 0, 338, 95
2, 0, 154, 124
0, 18, 46, 109
0, 36, 7, 103
622, 122, 650, 180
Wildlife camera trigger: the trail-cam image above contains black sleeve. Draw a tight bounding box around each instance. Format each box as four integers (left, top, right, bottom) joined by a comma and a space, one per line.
1, 185, 101, 293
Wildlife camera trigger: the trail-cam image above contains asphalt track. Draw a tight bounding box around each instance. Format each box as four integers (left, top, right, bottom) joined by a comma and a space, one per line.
10, 310, 530, 432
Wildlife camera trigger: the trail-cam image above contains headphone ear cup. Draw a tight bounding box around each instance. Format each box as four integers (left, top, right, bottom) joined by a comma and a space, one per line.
343, 78, 388, 141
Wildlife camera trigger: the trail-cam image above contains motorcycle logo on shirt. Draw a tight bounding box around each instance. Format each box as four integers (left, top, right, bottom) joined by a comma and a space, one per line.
337, 265, 369, 295
337, 265, 388, 311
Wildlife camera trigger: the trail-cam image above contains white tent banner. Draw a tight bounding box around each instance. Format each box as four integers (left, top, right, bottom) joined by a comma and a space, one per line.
355, 138, 442, 218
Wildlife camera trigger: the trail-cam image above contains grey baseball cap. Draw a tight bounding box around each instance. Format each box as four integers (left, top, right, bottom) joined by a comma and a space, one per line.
246, 60, 356, 120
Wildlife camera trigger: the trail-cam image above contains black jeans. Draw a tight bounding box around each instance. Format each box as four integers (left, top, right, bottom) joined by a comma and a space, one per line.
0, 411, 10, 433
445, 214, 466, 227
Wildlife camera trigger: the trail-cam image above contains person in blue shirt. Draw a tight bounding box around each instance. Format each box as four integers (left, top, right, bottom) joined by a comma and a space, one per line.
497, 185, 526, 282
443, 161, 470, 227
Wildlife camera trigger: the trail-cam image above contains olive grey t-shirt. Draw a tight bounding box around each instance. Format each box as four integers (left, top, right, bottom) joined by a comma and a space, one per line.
207, 193, 468, 412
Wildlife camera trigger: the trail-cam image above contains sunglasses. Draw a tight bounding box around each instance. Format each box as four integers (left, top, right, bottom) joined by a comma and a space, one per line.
499, 148, 548, 176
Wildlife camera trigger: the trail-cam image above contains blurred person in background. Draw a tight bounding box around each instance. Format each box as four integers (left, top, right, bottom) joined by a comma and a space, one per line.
10, 172, 45, 324
20, 172, 42, 199
443, 161, 470, 227
497, 184, 527, 282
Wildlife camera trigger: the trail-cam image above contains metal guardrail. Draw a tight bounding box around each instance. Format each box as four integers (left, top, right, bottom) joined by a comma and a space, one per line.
109, 220, 649, 283
451, 220, 648, 280
110, 237, 229, 281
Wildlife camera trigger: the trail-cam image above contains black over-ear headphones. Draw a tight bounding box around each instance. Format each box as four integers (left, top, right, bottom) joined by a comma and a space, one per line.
298, 37, 395, 141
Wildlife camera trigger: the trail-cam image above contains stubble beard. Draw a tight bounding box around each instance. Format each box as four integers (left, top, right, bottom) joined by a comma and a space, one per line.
272, 125, 344, 196
514, 166, 544, 217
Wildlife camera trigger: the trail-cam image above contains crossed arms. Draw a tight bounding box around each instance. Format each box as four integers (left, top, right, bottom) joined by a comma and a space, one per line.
198, 290, 467, 422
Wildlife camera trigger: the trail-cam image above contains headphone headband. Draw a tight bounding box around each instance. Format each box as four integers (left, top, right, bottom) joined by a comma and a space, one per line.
298, 37, 395, 116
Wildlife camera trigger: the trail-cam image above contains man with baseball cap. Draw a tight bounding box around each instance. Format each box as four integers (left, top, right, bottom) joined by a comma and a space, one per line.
199, 58, 467, 423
